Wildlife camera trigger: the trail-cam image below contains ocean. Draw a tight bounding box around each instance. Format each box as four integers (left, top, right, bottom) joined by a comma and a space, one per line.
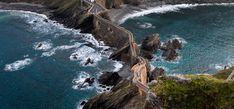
1, 3, 234, 109
122, 4, 234, 74
0, 10, 122, 109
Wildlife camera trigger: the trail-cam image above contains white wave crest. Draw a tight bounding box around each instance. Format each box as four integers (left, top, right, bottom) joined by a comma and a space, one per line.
120, 3, 234, 24
138, 22, 156, 29
33, 41, 53, 51
113, 61, 123, 72
171, 35, 188, 44
4, 58, 33, 72
72, 71, 93, 90
69, 46, 102, 66
0, 10, 109, 50
42, 42, 82, 57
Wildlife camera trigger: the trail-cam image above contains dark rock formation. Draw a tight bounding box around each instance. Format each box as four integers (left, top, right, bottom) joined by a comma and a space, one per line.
161, 39, 182, 61
162, 49, 178, 61
80, 100, 87, 106
83, 80, 145, 109
161, 39, 182, 50
141, 33, 161, 52
98, 72, 122, 86
84, 58, 94, 65
141, 33, 161, 60
140, 50, 154, 60
149, 67, 165, 81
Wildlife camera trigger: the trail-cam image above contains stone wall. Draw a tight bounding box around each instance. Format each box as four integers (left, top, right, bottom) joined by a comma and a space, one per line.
92, 15, 130, 49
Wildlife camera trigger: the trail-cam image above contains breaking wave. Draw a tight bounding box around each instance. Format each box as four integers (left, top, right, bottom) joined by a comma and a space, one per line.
69, 45, 102, 66
4, 58, 33, 72
120, 3, 234, 24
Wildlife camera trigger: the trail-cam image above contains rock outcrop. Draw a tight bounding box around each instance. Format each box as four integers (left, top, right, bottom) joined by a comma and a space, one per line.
149, 67, 165, 82
141, 33, 161, 60
98, 72, 122, 86
161, 39, 182, 61
83, 80, 142, 109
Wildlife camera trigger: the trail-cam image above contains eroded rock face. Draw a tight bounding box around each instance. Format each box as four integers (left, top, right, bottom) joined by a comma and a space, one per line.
141, 34, 161, 60
141, 33, 161, 52
98, 72, 122, 86
161, 39, 182, 50
149, 68, 165, 81
161, 39, 182, 61
83, 80, 141, 109
162, 49, 178, 61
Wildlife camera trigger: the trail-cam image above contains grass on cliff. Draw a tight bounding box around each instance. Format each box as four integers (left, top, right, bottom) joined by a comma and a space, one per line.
151, 68, 234, 109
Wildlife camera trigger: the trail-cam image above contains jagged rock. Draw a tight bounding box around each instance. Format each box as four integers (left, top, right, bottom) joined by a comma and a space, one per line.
161, 39, 182, 50
172, 39, 182, 49
98, 72, 122, 86
80, 101, 87, 106
149, 68, 165, 81
140, 50, 154, 60
83, 80, 144, 109
84, 58, 94, 65
162, 49, 178, 61
43, 19, 48, 23
141, 33, 161, 52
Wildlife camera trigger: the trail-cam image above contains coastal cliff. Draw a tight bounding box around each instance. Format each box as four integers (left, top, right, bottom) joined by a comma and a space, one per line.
1, 0, 234, 109
83, 68, 234, 109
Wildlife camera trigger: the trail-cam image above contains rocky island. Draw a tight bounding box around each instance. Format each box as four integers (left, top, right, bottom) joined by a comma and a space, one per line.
0, 0, 234, 109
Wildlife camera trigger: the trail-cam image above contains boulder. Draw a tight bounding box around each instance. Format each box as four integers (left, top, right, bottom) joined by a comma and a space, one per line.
161, 39, 182, 50
98, 72, 122, 86
140, 50, 154, 60
172, 39, 182, 49
84, 58, 94, 65
141, 33, 161, 52
149, 67, 165, 81
162, 49, 178, 61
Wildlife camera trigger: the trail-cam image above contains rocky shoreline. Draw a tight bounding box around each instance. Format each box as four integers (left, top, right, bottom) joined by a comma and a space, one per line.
1, 1, 234, 109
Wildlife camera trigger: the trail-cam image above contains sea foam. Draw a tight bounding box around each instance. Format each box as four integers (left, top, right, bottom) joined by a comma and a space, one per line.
4, 58, 33, 72
120, 3, 234, 24
42, 42, 82, 57
33, 41, 53, 51
69, 46, 102, 66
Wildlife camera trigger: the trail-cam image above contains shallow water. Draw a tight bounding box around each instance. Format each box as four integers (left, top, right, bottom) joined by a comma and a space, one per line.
0, 10, 121, 109
122, 5, 234, 74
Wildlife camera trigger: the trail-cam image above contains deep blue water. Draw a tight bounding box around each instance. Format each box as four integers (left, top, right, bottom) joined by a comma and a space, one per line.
122, 5, 234, 74
0, 10, 120, 109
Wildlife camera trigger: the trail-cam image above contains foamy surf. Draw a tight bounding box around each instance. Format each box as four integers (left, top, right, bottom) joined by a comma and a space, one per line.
113, 61, 123, 72
120, 3, 234, 24
72, 71, 94, 90
138, 22, 156, 29
4, 58, 33, 72
0, 10, 108, 51
33, 41, 53, 51
69, 45, 102, 66
42, 42, 82, 57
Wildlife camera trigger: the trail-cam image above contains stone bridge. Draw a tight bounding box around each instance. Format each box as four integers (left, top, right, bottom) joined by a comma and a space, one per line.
85, 0, 150, 96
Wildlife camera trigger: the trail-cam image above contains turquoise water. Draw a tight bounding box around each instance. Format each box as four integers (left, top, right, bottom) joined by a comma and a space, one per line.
0, 10, 120, 109
122, 5, 234, 74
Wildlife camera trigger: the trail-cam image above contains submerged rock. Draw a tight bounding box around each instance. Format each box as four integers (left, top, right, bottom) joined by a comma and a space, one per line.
98, 72, 122, 86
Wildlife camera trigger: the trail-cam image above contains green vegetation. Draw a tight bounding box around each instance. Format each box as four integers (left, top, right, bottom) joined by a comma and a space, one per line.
151, 69, 234, 109
214, 67, 234, 79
